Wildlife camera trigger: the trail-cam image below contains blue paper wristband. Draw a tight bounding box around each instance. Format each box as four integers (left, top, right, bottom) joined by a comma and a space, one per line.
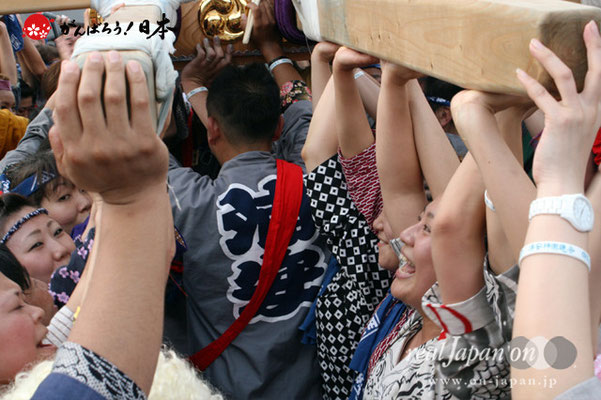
519, 241, 590, 272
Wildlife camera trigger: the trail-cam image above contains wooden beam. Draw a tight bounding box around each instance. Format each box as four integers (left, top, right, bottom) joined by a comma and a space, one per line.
0, 0, 90, 14
317, 0, 601, 94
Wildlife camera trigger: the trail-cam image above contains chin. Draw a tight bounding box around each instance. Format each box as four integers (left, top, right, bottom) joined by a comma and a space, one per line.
390, 277, 412, 302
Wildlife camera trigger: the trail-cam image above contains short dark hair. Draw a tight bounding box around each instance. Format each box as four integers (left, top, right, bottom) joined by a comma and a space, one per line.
0, 243, 30, 291
0, 193, 37, 235
5, 149, 62, 205
424, 77, 463, 111
206, 64, 280, 145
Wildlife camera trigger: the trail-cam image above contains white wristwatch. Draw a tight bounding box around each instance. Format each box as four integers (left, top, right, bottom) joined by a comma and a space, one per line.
529, 193, 594, 232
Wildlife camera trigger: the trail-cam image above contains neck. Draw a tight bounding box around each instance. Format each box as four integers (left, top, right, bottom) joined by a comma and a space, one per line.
216, 141, 273, 165
416, 310, 442, 342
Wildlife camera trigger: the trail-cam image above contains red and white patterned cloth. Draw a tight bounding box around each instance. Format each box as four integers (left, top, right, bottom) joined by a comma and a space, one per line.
338, 142, 383, 232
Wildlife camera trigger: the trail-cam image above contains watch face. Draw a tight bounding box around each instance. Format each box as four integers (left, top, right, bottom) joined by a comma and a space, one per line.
573, 197, 593, 230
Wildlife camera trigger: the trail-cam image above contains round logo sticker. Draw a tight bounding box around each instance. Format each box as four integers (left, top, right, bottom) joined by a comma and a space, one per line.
22, 14, 53, 40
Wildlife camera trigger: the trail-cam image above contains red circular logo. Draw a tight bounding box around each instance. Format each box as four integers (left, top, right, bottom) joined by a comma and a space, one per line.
22, 13, 53, 40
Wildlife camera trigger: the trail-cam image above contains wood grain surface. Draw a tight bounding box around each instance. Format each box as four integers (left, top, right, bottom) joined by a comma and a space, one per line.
317, 0, 601, 94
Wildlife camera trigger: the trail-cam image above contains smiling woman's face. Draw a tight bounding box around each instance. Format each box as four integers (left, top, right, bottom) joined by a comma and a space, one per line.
0, 273, 54, 384
4, 207, 75, 283
391, 200, 439, 310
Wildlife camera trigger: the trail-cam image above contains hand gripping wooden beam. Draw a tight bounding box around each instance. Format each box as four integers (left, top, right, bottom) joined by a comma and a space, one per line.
317, 0, 601, 94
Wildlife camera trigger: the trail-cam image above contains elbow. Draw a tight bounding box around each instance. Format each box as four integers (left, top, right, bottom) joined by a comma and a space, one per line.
431, 210, 468, 243
301, 146, 310, 165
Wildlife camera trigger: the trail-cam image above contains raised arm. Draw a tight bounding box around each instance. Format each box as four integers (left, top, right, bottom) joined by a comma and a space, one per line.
332, 47, 377, 158
180, 37, 232, 128
587, 171, 601, 352
431, 153, 486, 304
406, 79, 459, 199
310, 42, 339, 110
0, 96, 56, 172
512, 21, 601, 398
47, 52, 172, 394
451, 90, 536, 271
376, 63, 426, 236
354, 69, 380, 120
16, 36, 47, 86
248, 1, 302, 88
0, 22, 18, 85
301, 76, 338, 172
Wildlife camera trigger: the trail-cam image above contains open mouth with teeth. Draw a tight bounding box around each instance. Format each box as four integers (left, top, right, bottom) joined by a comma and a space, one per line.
395, 254, 416, 279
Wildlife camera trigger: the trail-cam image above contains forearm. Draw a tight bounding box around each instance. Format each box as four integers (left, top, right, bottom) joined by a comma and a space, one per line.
355, 71, 380, 120
69, 188, 172, 394
333, 64, 373, 158
376, 74, 425, 235
0, 24, 17, 85
586, 171, 601, 352
310, 53, 332, 110
181, 80, 209, 128
513, 182, 592, 398
301, 77, 338, 172
432, 153, 486, 304
457, 102, 535, 261
407, 79, 458, 199
484, 107, 530, 273
261, 43, 302, 88
0, 107, 53, 172
19, 37, 46, 80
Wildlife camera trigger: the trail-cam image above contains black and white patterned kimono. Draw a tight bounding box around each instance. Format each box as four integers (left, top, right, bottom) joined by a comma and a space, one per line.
305, 155, 392, 399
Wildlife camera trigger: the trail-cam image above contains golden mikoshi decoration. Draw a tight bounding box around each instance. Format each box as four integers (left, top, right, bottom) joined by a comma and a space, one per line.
198, 0, 248, 41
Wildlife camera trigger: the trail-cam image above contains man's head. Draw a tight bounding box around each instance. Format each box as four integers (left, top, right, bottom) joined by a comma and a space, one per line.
423, 77, 462, 134
206, 64, 283, 162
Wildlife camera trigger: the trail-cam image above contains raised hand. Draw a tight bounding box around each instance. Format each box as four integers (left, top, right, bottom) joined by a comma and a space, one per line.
517, 20, 601, 195
380, 60, 423, 86
48, 51, 169, 206
313, 42, 341, 64
333, 47, 379, 72
247, 0, 281, 54
181, 36, 233, 87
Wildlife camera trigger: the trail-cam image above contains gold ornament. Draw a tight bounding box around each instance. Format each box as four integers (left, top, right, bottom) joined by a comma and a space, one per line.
198, 0, 248, 41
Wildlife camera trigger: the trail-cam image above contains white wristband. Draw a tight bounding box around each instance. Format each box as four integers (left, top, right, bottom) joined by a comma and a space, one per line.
186, 86, 208, 99
519, 241, 590, 272
484, 190, 495, 212
268, 58, 293, 73
354, 70, 365, 80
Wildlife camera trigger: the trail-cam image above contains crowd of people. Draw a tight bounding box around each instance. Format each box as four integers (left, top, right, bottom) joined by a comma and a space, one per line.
0, 0, 600, 399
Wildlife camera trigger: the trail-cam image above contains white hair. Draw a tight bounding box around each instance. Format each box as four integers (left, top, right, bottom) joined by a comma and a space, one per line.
0, 348, 223, 400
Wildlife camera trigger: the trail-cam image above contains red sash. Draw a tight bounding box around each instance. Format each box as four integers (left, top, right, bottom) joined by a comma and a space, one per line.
189, 159, 304, 371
